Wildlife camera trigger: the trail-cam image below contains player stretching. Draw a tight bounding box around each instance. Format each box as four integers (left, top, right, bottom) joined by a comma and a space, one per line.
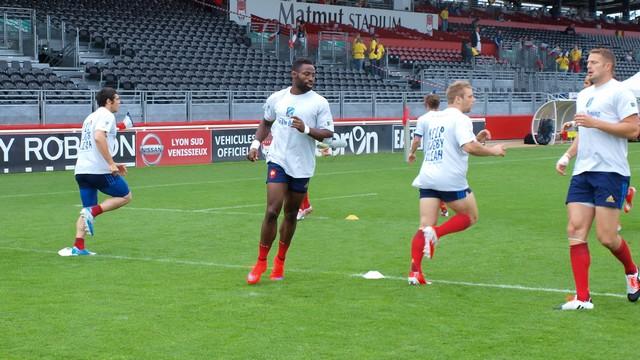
555, 48, 640, 310
407, 81, 506, 285
58, 88, 133, 257
246, 58, 334, 284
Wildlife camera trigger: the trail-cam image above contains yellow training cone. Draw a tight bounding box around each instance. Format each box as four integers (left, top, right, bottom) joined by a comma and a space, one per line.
345, 214, 359, 220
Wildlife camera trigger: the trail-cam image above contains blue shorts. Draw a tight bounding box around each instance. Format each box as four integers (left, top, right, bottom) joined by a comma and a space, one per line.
75, 174, 131, 207
266, 162, 309, 193
419, 188, 472, 202
566, 171, 629, 209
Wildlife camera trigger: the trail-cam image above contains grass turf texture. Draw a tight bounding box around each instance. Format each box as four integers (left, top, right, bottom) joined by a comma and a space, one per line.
1, 145, 639, 359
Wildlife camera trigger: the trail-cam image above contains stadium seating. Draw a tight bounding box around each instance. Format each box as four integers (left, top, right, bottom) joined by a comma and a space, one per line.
0, 0, 401, 92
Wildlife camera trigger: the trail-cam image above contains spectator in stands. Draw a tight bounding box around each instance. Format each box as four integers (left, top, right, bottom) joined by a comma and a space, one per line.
569, 45, 582, 73
367, 35, 379, 74
440, 5, 449, 32
470, 25, 481, 56
294, 20, 308, 57
565, 23, 577, 35
351, 35, 367, 71
461, 40, 473, 63
493, 31, 503, 59
373, 40, 386, 76
556, 52, 570, 72
625, 51, 634, 62
549, 44, 563, 58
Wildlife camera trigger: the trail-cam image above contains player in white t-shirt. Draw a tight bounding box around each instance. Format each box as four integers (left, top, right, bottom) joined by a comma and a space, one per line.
555, 48, 640, 310
406, 82, 506, 286
246, 58, 334, 285
58, 88, 132, 257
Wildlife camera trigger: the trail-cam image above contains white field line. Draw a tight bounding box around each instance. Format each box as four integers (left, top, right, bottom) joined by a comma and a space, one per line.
0, 152, 589, 199
4, 149, 640, 199
0, 246, 624, 299
119, 193, 376, 216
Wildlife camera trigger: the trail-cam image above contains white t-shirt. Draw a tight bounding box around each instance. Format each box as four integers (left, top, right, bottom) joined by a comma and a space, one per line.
263, 87, 334, 178
412, 107, 477, 191
74, 107, 117, 174
573, 79, 639, 176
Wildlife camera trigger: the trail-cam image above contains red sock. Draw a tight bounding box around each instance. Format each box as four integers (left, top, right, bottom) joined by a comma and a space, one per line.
570, 243, 591, 301
276, 240, 290, 261
434, 213, 471, 238
258, 243, 271, 261
410, 230, 425, 272
611, 239, 637, 275
90, 205, 103, 217
74, 237, 85, 250
300, 194, 310, 210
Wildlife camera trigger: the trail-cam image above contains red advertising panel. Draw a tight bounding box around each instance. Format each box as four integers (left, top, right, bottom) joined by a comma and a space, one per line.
136, 130, 212, 167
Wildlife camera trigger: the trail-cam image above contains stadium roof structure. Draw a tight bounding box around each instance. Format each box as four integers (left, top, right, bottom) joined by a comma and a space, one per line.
525, 0, 640, 14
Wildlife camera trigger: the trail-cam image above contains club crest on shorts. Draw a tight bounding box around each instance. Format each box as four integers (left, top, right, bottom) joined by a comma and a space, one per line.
269, 169, 277, 179
606, 195, 615, 203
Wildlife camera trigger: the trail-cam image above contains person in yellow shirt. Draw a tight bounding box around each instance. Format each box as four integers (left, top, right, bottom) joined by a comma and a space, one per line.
440, 7, 449, 32
556, 53, 569, 72
569, 45, 582, 73
367, 35, 379, 74
352, 35, 367, 71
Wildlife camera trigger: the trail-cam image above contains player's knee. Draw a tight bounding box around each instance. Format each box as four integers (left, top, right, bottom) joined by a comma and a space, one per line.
265, 208, 279, 222
283, 209, 298, 222
595, 229, 618, 249
123, 192, 132, 204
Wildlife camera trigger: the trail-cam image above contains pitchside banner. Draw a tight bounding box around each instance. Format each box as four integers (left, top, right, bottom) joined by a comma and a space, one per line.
212, 128, 259, 162
229, 0, 438, 34
0, 132, 135, 174
136, 130, 212, 167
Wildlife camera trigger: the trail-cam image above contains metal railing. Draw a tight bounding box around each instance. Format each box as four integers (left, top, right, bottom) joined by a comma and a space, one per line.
0, 89, 549, 126
0, 7, 37, 59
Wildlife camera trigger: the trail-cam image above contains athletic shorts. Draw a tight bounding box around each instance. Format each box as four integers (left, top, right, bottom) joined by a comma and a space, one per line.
266, 162, 309, 193
566, 171, 629, 209
419, 188, 472, 202
75, 174, 130, 207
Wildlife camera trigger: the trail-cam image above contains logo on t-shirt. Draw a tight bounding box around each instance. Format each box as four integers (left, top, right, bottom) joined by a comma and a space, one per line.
586, 97, 594, 108
286, 107, 295, 117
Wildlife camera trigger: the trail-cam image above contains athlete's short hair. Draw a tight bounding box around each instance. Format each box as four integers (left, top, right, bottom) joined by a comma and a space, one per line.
424, 94, 440, 110
446, 81, 472, 103
96, 87, 118, 107
589, 48, 616, 72
292, 57, 314, 72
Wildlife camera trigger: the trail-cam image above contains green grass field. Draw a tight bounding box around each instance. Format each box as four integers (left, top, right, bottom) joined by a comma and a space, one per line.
2, 145, 640, 359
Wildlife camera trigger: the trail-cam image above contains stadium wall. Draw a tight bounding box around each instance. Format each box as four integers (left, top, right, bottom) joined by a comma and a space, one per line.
0, 116, 529, 174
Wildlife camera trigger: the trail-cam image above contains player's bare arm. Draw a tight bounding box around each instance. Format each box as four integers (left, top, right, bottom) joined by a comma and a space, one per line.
290, 115, 333, 142
556, 135, 579, 176
574, 113, 640, 139
94, 130, 119, 175
462, 140, 506, 157
475, 129, 492, 143
248, 119, 273, 162
408, 135, 422, 163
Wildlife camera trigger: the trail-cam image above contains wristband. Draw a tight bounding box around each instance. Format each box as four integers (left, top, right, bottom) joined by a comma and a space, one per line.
250, 139, 261, 150
304, 124, 310, 134
557, 153, 570, 167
